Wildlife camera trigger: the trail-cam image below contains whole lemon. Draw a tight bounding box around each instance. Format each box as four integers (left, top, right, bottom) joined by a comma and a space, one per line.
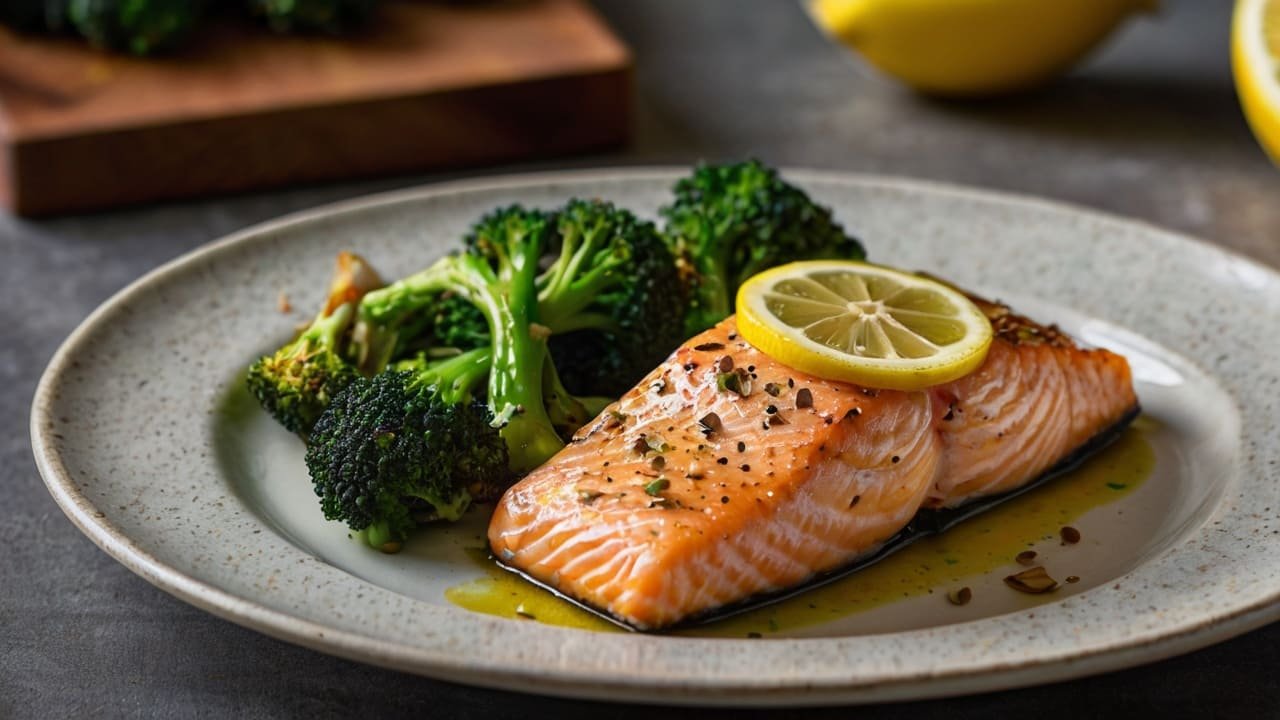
1232, 0, 1280, 165
809, 0, 1157, 97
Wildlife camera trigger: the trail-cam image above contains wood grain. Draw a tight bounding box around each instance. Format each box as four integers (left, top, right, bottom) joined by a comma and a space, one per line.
0, 0, 632, 215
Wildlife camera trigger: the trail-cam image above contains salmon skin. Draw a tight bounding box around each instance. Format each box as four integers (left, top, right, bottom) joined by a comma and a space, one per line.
488, 298, 1139, 631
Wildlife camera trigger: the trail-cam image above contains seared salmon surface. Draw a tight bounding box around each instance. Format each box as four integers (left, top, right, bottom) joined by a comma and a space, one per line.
488, 300, 1137, 630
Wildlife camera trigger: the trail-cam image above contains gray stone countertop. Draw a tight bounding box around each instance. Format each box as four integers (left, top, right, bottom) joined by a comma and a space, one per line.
4, 1, 1278, 717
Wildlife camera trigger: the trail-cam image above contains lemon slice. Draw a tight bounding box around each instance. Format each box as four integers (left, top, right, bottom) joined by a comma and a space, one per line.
1233, 0, 1280, 164
735, 261, 993, 391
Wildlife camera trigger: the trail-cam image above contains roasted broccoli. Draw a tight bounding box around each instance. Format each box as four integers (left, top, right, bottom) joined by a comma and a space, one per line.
358, 206, 564, 473
246, 0, 375, 34
661, 160, 866, 336
67, 0, 207, 55
354, 200, 685, 475
538, 199, 686, 398
306, 351, 508, 552
358, 291, 489, 374
246, 252, 383, 438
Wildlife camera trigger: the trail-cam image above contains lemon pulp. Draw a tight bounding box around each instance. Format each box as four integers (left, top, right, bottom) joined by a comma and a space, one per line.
736, 261, 993, 391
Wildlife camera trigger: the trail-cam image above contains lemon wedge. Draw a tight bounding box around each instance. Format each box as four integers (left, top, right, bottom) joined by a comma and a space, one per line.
1233, 0, 1280, 164
808, 0, 1155, 96
735, 261, 993, 391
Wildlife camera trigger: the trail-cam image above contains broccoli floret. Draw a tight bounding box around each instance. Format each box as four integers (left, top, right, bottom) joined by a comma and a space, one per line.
246, 304, 359, 437
538, 199, 686, 398
661, 160, 866, 336
392, 345, 492, 408
246, 252, 384, 438
66, 0, 206, 55
351, 201, 687, 486
308, 202, 692, 550
378, 291, 489, 366
306, 357, 508, 553
359, 207, 564, 473
246, 0, 375, 34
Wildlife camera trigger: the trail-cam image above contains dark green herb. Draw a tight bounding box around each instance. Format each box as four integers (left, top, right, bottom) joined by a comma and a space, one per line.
717, 368, 752, 397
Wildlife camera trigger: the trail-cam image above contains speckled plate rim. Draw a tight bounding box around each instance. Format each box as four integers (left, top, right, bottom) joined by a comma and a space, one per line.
29, 168, 1280, 706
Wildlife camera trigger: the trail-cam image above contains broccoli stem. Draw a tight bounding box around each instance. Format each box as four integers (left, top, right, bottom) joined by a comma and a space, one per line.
303, 301, 354, 351
406, 347, 490, 405
358, 522, 400, 553
579, 395, 614, 418
361, 252, 564, 473
404, 486, 470, 523
536, 218, 627, 328
541, 348, 607, 439
470, 250, 563, 472
540, 311, 618, 335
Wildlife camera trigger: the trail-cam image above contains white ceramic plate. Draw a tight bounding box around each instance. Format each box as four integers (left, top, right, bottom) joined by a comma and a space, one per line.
31, 169, 1280, 706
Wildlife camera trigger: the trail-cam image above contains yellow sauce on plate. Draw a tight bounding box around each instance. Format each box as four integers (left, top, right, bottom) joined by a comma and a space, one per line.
445, 421, 1155, 635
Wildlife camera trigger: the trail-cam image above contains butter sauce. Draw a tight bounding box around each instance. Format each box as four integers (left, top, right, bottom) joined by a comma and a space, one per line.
445, 421, 1155, 636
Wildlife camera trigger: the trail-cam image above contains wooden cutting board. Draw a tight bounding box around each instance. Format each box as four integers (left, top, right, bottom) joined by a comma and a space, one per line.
0, 0, 631, 216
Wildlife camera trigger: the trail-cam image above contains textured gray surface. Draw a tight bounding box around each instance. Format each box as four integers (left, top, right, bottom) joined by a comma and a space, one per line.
4, 0, 1279, 717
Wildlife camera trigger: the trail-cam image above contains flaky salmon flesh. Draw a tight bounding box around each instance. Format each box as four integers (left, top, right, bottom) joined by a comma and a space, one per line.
488, 298, 1138, 630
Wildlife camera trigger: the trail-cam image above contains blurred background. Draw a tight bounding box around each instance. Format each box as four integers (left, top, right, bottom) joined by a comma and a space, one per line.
0, 1, 1275, 246
4, 0, 1280, 717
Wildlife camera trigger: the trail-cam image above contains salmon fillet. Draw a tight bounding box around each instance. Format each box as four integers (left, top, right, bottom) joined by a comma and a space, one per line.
488, 299, 1137, 630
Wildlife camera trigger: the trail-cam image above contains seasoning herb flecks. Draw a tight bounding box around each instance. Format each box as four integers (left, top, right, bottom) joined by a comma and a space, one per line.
698, 412, 723, 437
644, 477, 670, 496
717, 368, 753, 397
795, 388, 813, 409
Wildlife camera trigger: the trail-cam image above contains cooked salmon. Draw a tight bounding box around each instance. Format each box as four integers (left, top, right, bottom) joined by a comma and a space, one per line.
487, 298, 1138, 630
